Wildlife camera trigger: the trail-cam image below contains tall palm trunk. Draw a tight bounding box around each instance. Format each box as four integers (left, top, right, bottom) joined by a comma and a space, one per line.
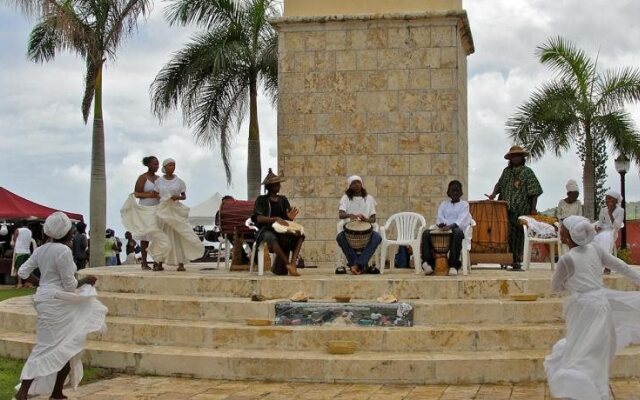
582, 133, 596, 220
246, 77, 261, 199
89, 65, 106, 267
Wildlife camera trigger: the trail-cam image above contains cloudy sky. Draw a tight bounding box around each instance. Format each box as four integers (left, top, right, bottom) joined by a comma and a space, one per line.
1, 0, 640, 238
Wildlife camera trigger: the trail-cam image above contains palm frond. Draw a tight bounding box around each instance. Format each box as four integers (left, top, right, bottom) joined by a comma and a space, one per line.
536, 36, 595, 99
164, 0, 239, 28
593, 111, 640, 164
103, 0, 152, 58
507, 81, 581, 159
27, 19, 60, 61
595, 67, 640, 112
81, 58, 99, 122
257, 28, 278, 105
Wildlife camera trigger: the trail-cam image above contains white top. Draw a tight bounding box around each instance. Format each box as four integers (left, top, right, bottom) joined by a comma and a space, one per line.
18, 242, 78, 302
555, 199, 583, 220
139, 179, 160, 206
551, 243, 640, 293
595, 205, 624, 231
14, 227, 33, 254
338, 194, 377, 217
154, 175, 187, 200
436, 200, 471, 231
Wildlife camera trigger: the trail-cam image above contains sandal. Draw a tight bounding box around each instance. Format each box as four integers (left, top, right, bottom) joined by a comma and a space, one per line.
152, 262, 164, 271
335, 266, 347, 275
177, 266, 186, 271
141, 263, 152, 271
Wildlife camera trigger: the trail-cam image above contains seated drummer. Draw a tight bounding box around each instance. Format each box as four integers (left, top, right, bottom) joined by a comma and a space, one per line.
252, 169, 305, 276
336, 175, 382, 275
421, 180, 472, 276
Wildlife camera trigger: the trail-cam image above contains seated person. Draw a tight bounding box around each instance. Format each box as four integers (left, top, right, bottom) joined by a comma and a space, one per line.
555, 179, 583, 221
421, 180, 471, 276
336, 175, 382, 275
594, 190, 624, 255
252, 169, 304, 276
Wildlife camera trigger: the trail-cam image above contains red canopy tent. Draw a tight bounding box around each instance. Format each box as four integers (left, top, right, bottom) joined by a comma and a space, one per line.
0, 186, 84, 222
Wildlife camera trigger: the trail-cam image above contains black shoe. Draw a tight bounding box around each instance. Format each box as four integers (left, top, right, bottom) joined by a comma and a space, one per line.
335, 266, 347, 275
511, 263, 523, 271
365, 266, 380, 274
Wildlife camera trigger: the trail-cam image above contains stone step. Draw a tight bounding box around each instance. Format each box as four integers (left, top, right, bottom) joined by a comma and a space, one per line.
0, 301, 565, 352
2, 330, 640, 385
81, 265, 638, 300
89, 292, 566, 324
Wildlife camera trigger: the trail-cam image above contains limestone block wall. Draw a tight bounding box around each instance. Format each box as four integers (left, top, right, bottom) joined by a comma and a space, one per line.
273, 12, 474, 269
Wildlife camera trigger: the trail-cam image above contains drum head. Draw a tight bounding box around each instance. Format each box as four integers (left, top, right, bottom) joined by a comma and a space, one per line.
344, 220, 372, 232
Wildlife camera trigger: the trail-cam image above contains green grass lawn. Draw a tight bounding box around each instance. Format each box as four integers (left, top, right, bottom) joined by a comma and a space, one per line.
0, 287, 35, 302
0, 286, 114, 398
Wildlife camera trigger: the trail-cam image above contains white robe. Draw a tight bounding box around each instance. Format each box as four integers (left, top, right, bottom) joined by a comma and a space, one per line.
17, 243, 107, 396
544, 243, 640, 400
593, 206, 624, 253
121, 194, 204, 265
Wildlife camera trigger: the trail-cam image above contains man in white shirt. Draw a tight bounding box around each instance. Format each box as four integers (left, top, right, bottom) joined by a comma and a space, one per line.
421, 180, 471, 276
12, 221, 33, 288
336, 175, 381, 275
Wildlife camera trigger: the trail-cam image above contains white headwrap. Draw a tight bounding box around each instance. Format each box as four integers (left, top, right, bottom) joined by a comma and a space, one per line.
162, 158, 175, 173
605, 189, 622, 203
347, 175, 362, 187
565, 179, 579, 192
562, 215, 595, 246
44, 211, 72, 240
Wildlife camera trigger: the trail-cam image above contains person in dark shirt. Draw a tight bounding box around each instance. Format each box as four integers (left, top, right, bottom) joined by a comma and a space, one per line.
71, 222, 88, 270
252, 169, 304, 276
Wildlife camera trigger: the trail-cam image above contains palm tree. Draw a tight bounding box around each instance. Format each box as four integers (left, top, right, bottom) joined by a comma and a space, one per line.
150, 0, 279, 199
11, 0, 151, 267
507, 36, 640, 219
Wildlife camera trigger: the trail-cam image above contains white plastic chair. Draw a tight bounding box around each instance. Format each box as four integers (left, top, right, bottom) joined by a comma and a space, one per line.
216, 233, 232, 270
246, 218, 274, 276
379, 212, 427, 274
519, 217, 560, 271
335, 220, 380, 269
461, 220, 476, 276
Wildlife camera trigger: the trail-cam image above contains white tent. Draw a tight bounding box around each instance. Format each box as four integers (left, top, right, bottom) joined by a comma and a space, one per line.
188, 192, 222, 226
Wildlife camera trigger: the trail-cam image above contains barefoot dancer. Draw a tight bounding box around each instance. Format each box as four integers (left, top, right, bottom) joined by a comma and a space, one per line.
134, 156, 160, 270
15, 212, 107, 400
252, 169, 305, 276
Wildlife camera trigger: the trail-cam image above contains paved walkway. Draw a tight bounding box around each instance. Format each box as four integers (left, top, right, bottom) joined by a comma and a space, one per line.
29, 375, 640, 399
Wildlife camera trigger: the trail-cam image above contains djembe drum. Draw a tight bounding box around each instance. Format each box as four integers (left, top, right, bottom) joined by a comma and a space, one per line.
430, 230, 452, 276
343, 221, 373, 251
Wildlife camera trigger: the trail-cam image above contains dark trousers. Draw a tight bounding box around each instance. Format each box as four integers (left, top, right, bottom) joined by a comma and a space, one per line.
421, 228, 464, 269
336, 231, 381, 270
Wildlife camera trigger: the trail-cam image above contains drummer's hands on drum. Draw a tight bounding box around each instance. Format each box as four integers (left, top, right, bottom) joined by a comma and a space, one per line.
485, 193, 496, 200
287, 207, 299, 220
275, 217, 289, 226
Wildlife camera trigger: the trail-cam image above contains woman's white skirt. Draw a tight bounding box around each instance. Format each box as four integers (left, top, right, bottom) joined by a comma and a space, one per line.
544, 288, 640, 400
19, 285, 107, 396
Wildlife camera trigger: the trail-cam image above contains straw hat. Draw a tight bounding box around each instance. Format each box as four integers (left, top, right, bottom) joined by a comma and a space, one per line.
262, 168, 286, 185
504, 145, 528, 160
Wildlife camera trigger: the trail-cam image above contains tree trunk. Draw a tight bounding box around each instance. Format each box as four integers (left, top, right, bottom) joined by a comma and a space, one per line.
582, 133, 597, 220
246, 77, 262, 200
88, 65, 107, 268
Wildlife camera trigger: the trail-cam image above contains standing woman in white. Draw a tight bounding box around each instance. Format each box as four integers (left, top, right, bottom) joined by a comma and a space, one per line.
593, 190, 624, 254
134, 156, 160, 270
545, 216, 640, 400
15, 212, 107, 400
153, 158, 204, 271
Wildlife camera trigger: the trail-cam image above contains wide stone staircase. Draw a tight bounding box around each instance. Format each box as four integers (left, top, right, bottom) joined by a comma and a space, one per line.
1, 265, 640, 384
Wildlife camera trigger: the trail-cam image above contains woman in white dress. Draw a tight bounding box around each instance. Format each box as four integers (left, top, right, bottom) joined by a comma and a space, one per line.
153, 158, 204, 271
134, 156, 160, 270
15, 212, 107, 400
593, 190, 624, 255
555, 179, 583, 221
545, 216, 640, 400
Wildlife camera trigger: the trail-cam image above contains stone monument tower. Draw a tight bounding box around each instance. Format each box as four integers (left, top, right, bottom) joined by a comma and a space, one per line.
272, 0, 474, 269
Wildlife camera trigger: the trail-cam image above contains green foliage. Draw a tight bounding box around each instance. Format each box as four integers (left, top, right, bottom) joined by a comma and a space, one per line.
150, 0, 280, 193
617, 247, 634, 264
507, 36, 640, 220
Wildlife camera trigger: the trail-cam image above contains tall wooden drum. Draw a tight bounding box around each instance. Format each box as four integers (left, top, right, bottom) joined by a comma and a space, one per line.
469, 200, 512, 264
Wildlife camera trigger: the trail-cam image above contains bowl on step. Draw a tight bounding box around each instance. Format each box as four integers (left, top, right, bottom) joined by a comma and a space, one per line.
327, 340, 358, 355
246, 319, 272, 326
511, 293, 539, 301
334, 296, 351, 303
